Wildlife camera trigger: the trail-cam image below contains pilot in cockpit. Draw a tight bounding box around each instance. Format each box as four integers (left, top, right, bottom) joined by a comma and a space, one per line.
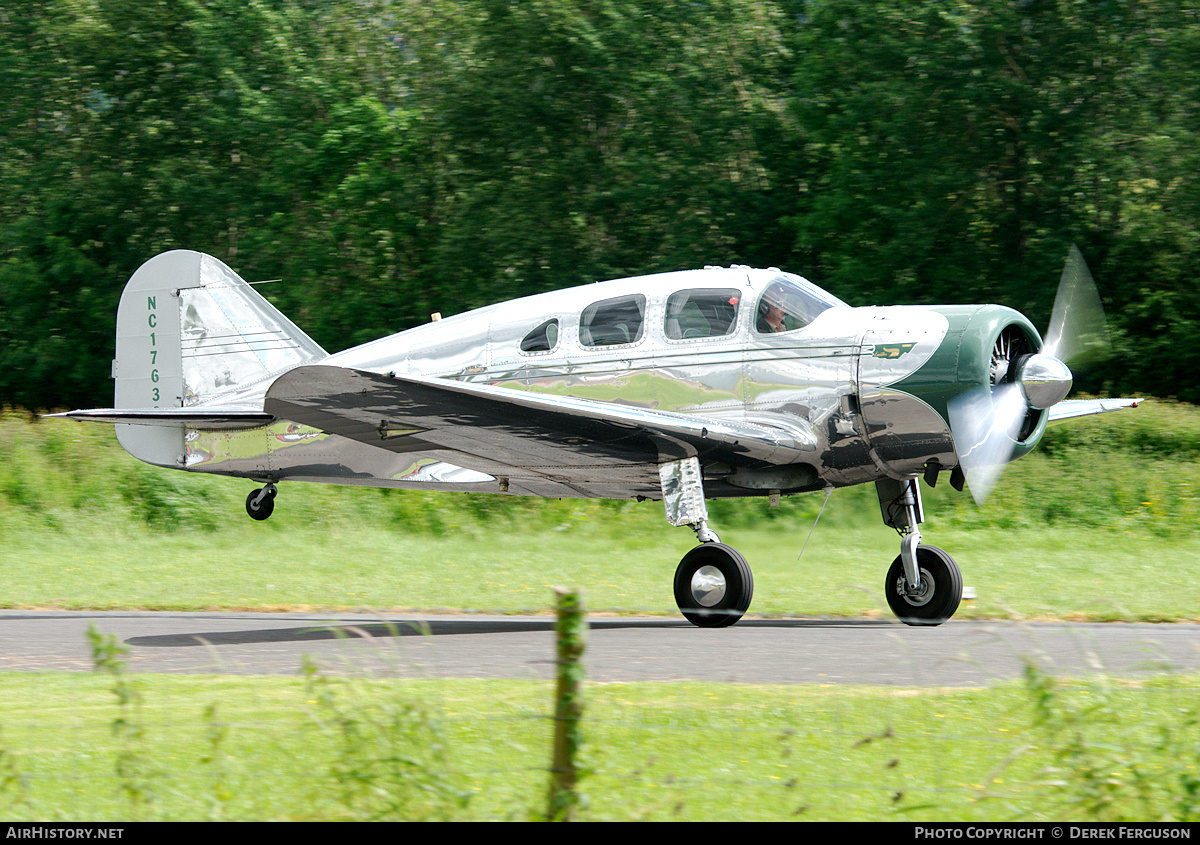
758, 286, 789, 333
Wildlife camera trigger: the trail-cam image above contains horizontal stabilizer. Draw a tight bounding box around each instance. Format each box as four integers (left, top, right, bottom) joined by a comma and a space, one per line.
47, 407, 274, 430
1048, 397, 1141, 422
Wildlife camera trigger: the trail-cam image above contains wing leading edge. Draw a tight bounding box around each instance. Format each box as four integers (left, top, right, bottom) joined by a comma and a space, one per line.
262, 365, 818, 496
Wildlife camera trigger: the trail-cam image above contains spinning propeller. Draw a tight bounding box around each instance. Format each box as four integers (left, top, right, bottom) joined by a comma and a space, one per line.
947, 245, 1110, 504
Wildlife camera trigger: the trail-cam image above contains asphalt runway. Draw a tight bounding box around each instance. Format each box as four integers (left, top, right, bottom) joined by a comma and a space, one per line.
2, 609, 1200, 685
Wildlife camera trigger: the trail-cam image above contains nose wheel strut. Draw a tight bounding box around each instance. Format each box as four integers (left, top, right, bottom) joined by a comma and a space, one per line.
877, 477, 963, 625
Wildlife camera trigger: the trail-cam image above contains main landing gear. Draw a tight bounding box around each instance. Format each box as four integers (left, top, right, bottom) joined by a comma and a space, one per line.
660, 458, 963, 628
245, 483, 277, 520
884, 545, 963, 626
660, 458, 755, 628
876, 476, 963, 625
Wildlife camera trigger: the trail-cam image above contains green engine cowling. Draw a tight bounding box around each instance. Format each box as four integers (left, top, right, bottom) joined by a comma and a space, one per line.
894, 304, 1048, 467
854, 304, 1049, 482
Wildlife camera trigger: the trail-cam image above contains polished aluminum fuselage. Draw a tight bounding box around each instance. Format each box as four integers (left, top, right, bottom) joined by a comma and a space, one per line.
182, 266, 967, 498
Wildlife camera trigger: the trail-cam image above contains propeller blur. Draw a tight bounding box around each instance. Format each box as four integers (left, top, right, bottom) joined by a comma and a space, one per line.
947, 245, 1116, 506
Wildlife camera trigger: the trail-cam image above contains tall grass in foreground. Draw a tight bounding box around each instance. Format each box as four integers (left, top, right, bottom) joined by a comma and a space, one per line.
1, 627, 1200, 821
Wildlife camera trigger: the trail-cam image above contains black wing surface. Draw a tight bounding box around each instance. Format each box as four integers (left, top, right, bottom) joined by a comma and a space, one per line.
263, 365, 817, 498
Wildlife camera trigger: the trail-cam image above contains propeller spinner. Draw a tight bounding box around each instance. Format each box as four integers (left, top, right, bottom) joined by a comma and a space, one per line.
948, 245, 1108, 504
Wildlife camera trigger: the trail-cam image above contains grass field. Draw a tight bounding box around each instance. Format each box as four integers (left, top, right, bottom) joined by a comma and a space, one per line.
4, 514, 1200, 621
2, 403, 1200, 820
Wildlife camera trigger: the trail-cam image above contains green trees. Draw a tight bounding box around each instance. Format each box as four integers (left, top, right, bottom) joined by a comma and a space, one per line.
0, 0, 331, 407
789, 0, 1200, 401
422, 0, 797, 303
790, 1, 1130, 301
2, 0, 1197, 410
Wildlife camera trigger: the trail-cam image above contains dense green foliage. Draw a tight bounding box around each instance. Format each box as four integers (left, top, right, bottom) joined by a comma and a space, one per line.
6, 400, 1200, 540
2, 0, 1198, 411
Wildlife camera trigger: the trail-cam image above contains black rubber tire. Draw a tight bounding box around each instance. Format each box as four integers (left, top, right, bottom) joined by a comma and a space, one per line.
885, 544, 963, 626
245, 488, 276, 521
673, 543, 754, 628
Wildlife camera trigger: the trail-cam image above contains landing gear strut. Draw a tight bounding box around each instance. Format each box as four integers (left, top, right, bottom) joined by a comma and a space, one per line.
245, 483, 277, 521
877, 478, 962, 625
660, 457, 755, 628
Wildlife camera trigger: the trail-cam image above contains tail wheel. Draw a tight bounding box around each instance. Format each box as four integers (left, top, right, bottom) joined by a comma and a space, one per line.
885, 545, 962, 626
673, 543, 754, 628
245, 486, 276, 521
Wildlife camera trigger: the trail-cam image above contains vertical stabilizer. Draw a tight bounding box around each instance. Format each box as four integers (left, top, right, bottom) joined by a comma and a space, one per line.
112, 250, 326, 467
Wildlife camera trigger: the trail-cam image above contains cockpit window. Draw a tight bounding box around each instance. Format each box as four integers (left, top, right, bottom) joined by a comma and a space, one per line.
665, 289, 741, 339
520, 318, 559, 353
580, 294, 645, 347
754, 274, 846, 334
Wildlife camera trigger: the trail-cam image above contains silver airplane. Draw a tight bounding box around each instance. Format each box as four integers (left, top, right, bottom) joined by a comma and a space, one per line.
57, 248, 1137, 627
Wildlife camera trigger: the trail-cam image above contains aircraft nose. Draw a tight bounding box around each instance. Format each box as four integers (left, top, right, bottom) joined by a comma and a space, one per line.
1016, 353, 1073, 409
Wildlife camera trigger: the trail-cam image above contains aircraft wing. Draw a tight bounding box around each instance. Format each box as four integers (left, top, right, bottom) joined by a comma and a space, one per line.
263, 365, 817, 496
1048, 397, 1141, 422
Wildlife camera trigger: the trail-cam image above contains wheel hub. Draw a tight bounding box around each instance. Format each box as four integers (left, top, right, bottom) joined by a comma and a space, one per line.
691, 565, 727, 607
897, 568, 935, 607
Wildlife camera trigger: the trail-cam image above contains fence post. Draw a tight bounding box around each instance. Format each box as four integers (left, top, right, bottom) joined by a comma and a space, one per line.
546, 586, 586, 821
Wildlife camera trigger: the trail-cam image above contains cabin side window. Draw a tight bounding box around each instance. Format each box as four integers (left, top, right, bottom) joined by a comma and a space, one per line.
520, 318, 559, 353
664, 289, 741, 340
579, 295, 646, 347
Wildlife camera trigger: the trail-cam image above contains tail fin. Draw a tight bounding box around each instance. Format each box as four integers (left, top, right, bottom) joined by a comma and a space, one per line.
110, 250, 326, 466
